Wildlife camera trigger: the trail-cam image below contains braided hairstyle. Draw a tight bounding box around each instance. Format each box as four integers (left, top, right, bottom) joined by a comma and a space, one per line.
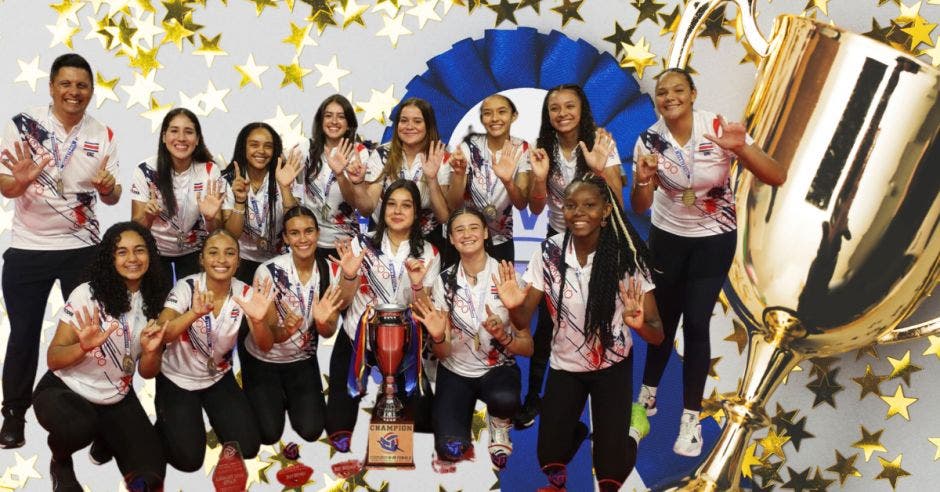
226, 122, 283, 250
89, 222, 169, 320
371, 179, 426, 259
553, 173, 651, 353
536, 84, 598, 186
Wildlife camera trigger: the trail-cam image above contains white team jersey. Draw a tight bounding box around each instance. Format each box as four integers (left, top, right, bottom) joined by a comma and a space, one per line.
342, 232, 440, 340
633, 109, 754, 238
438, 135, 530, 246
364, 143, 452, 236
299, 141, 372, 248
130, 158, 223, 256
431, 256, 514, 378
546, 143, 621, 233
221, 172, 290, 263
522, 235, 654, 373
245, 252, 340, 363
1, 106, 119, 250
161, 273, 251, 390
55, 283, 148, 405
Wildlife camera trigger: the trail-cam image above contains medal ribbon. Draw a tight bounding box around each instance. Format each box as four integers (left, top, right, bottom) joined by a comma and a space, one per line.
119, 313, 131, 373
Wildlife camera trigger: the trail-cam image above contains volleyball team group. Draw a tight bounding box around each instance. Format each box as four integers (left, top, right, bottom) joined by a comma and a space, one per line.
0, 53, 785, 491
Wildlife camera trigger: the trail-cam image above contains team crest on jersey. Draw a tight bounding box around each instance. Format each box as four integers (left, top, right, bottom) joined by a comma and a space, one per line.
193, 182, 204, 193
82, 141, 100, 156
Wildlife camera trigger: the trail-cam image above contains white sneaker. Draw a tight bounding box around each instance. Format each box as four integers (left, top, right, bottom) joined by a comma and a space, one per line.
673, 412, 703, 457
488, 416, 513, 469
638, 385, 657, 416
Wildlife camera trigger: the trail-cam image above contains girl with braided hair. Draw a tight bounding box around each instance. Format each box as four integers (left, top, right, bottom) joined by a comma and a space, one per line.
495, 173, 663, 491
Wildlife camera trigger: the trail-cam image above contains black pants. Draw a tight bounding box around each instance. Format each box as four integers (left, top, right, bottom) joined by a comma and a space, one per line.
154, 371, 260, 472
158, 251, 200, 284
524, 226, 560, 400
1, 246, 94, 419
33, 372, 165, 487
538, 356, 636, 487
235, 258, 262, 286
642, 227, 736, 410
324, 329, 433, 450
239, 345, 326, 444
432, 363, 520, 460
488, 240, 515, 264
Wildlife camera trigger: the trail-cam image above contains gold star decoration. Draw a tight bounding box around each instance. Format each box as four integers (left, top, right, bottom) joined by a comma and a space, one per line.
826, 450, 861, 486
278, 57, 313, 89
852, 363, 885, 399
619, 36, 657, 79
865, 17, 897, 44
780, 466, 812, 491
550, 0, 583, 28
855, 342, 879, 360
121, 71, 165, 109
131, 12, 163, 49
115, 14, 138, 47
808, 466, 834, 490
471, 406, 488, 441
14, 56, 49, 92
698, 5, 733, 48
161, 0, 192, 23
778, 414, 814, 451
707, 356, 721, 380
283, 22, 318, 55
340, 467, 378, 491
317, 436, 340, 458
356, 85, 399, 125
852, 425, 887, 462
267, 441, 299, 468
94, 72, 120, 108
375, 12, 412, 47
758, 429, 789, 460
770, 403, 797, 431
740, 443, 763, 479
7, 452, 41, 488
896, 1, 923, 24
305, 0, 338, 33
803, 0, 829, 16
128, 45, 162, 75
235, 53, 268, 88
338, 0, 368, 28
880, 384, 917, 420
752, 459, 783, 488
806, 367, 844, 408
50, 0, 84, 24
875, 454, 911, 489
603, 21, 635, 56
161, 18, 194, 49
46, 17, 81, 49
85, 13, 119, 50
631, 0, 664, 25
902, 16, 937, 49
314, 55, 351, 91
929, 437, 940, 460
923, 334, 940, 359
249, 0, 278, 16
200, 80, 229, 115
486, 0, 518, 26
809, 357, 839, 378
699, 388, 726, 425
141, 97, 172, 132
658, 5, 681, 36
517, 0, 539, 14
244, 454, 273, 488
464, 0, 488, 15
407, 0, 442, 29
193, 32, 227, 66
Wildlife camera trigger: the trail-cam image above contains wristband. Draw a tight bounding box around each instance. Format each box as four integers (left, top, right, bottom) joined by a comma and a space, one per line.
635, 179, 651, 187
431, 333, 446, 345
500, 330, 515, 346
411, 284, 424, 292
342, 272, 359, 281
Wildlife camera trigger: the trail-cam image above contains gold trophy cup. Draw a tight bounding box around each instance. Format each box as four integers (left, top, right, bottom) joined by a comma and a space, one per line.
365, 304, 416, 469
655, 1, 940, 490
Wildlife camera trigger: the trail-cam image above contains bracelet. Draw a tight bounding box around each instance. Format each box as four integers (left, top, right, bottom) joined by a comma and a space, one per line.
411, 284, 424, 292
431, 333, 446, 345
635, 179, 651, 187
499, 330, 515, 346
342, 272, 359, 281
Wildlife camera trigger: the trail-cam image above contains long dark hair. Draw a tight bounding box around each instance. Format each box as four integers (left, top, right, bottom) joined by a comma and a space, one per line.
307, 94, 359, 183
441, 208, 492, 309
281, 204, 319, 232
89, 222, 169, 320
156, 108, 213, 217
554, 174, 651, 353
226, 122, 283, 247
379, 98, 440, 183
536, 84, 597, 185
371, 179, 425, 258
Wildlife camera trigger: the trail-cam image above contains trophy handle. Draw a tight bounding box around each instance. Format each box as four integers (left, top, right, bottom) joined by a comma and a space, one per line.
667, 0, 769, 69
878, 315, 940, 344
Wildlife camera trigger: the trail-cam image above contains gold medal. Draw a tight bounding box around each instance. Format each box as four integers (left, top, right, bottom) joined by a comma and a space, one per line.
682, 188, 696, 206
258, 238, 269, 251
122, 355, 134, 375
320, 203, 331, 218
206, 358, 217, 375
55, 178, 64, 194
177, 234, 186, 249
483, 204, 498, 221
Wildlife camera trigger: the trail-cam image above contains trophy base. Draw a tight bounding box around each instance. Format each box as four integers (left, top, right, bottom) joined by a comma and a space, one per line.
652, 475, 728, 492
365, 407, 415, 469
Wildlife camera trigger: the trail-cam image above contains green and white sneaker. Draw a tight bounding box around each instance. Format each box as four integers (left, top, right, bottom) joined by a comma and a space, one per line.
628, 403, 650, 443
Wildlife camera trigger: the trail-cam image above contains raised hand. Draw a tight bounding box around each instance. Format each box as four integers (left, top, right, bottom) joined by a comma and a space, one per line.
634, 153, 659, 184
327, 138, 355, 174
230, 161, 248, 204
191, 281, 215, 316
411, 296, 447, 342
493, 141, 523, 183
422, 140, 447, 180
313, 285, 344, 330
619, 276, 645, 330
276, 149, 304, 188
234, 276, 274, 323
0, 140, 51, 189
91, 155, 116, 195
405, 258, 428, 289
529, 147, 549, 181
278, 299, 304, 336
579, 128, 615, 173
704, 115, 747, 152
345, 159, 366, 185
74, 305, 117, 353
330, 238, 365, 279
197, 178, 225, 219
492, 260, 529, 310
481, 304, 509, 343
140, 320, 168, 354
448, 146, 468, 177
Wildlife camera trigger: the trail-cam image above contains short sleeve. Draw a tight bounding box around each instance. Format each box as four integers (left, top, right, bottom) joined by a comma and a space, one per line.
423, 247, 441, 289
430, 277, 446, 309
59, 283, 93, 327
521, 248, 544, 292
103, 131, 119, 177
606, 144, 621, 168
130, 165, 150, 202
437, 160, 452, 186
222, 184, 235, 210
516, 141, 532, 173
0, 120, 19, 177
253, 262, 273, 286
364, 151, 384, 182
164, 279, 194, 313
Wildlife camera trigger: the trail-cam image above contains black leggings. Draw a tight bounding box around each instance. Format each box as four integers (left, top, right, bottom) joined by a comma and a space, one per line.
525, 226, 560, 399
33, 372, 165, 488
154, 371, 260, 472
538, 356, 636, 488
642, 226, 736, 410
432, 363, 520, 460
324, 329, 433, 451
239, 346, 326, 444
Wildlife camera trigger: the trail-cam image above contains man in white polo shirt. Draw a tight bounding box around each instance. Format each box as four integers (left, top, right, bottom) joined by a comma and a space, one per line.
0, 53, 121, 448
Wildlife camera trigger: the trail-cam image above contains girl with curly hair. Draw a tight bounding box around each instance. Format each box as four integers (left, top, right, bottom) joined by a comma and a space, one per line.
324, 180, 440, 455
495, 174, 663, 491
32, 222, 170, 491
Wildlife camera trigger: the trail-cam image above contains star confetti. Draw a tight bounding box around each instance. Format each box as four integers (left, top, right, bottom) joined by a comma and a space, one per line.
278, 58, 313, 89
408, 0, 442, 28
619, 36, 657, 79
193, 32, 227, 66
631, 0, 664, 25
235, 54, 269, 88
826, 450, 861, 486
806, 367, 843, 408
282, 21, 317, 55
486, 0, 518, 26
740, 443, 762, 479
852, 363, 885, 399
603, 21, 635, 56
875, 454, 911, 489
375, 12, 412, 47
94, 72, 121, 108
880, 384, 917, 420
887, 350, 924, 386
14, 56, 49, 92
314, 55, 351, 91
550, 0, 583, 27
758, 429, 789, 460
852, 425, 887, 462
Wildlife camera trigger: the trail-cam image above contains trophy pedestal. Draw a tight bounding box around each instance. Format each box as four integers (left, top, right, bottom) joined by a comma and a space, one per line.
365, 406, 415, 469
